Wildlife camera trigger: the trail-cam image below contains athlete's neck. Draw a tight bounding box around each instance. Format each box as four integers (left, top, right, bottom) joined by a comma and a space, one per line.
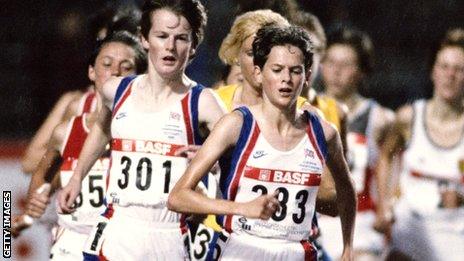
429, 95, 464, 121
260, 101, 298, 136
238, 81, 262, 107
141, 66, 193, 99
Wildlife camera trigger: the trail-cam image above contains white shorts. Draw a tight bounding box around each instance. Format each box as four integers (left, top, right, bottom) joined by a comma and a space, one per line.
83, 213, 188, 261
50, 227, 88, 260
213, 232, 316, 261
318, 211, 385, 258
391, 201, 464, 261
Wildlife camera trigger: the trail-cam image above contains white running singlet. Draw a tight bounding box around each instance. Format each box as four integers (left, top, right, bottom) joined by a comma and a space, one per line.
224, 108, 324, 240
106, 75, 205, 222
392, 100, 464, 261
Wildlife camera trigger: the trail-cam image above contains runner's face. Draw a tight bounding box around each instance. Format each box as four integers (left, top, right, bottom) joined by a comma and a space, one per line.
238, 35, 259, 88
432, 46, 464, 102
322, 44, 363, 98
142, 9, 194, 79
256, 44, 306, 109
89, 42, 137, 91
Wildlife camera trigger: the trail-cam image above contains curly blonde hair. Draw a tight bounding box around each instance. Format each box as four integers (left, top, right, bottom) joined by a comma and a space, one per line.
219, 9, 289, 65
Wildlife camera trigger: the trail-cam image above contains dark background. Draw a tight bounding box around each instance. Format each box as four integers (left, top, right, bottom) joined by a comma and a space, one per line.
1, 0, 463, 139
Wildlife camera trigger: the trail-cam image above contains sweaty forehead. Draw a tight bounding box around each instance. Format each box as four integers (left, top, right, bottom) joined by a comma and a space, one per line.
150, 8, 192, 32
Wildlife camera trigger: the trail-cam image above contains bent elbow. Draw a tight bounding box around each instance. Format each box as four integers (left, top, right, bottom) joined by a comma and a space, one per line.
324, 209, 339, 217
316, 204, 339, 217
316, 195, 339, 217
167, 192, 181, 212
318, 188, 337, 202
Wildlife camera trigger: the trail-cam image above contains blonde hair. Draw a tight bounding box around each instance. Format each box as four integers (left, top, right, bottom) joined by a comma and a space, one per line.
219, 9, 289, 65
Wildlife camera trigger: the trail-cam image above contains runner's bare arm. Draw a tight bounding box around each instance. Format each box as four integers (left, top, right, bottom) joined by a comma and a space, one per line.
337, 102, 349, 157
26, 122, 66, 199
24, 122, 66, 219
169, 112, 279, 220
374, 105, 411, 234
12, 121, 66, 237
198, 88, 227, 132
70, 77, 120, 182
315, 167, 337, 216
315, 109, 345, 216
174, 88, 227, 162
21, 91, 82, 174
322, 119, 356, 258
58, 78, 120, 213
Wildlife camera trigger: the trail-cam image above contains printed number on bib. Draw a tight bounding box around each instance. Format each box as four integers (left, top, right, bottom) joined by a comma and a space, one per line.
62, 174, 105, 210
109, 152, 188, 205
252, 185, 309, 224
210, 232, 229, 261
190, 224, 214, 260
118, 156, 172, 193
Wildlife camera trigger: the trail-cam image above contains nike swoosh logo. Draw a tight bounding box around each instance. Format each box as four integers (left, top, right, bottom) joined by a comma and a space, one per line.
115, 113, 127, 119
252, 153, 267, 159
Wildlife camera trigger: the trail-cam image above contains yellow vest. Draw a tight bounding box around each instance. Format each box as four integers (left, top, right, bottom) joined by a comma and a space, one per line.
313, 95, 341, 131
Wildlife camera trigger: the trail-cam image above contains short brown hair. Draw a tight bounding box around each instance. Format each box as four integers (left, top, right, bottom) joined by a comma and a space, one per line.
141, 0, 207, 49
253, 25, 313, 71
326, 26, 374, 74
428, 28, 464, 69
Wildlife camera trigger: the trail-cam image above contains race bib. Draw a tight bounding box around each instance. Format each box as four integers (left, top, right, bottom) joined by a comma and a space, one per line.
107, 139, 188, 207
231, 166, 320, 241
60, 158, 108, 230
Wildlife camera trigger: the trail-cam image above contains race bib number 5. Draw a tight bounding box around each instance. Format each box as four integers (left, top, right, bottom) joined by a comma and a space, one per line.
61, 171, 106, 210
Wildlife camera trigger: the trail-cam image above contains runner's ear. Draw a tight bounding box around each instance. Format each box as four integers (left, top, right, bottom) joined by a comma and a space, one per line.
254, 65, 263, 85
88, 65, 96, 82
